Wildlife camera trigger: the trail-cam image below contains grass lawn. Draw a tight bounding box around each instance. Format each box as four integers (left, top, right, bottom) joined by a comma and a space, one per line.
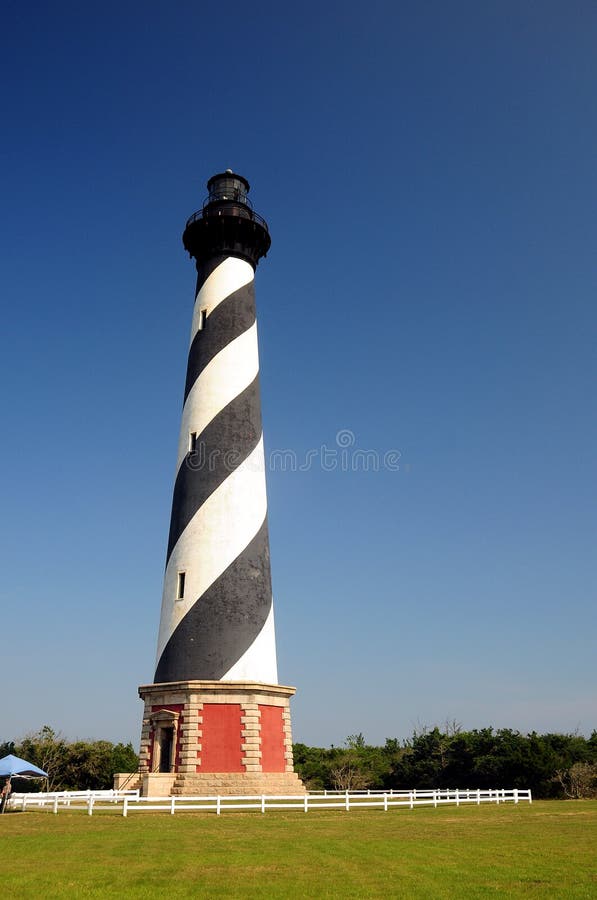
1, 800, 595, 898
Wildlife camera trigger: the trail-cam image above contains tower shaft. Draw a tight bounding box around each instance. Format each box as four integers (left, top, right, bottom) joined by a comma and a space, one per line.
155, 253, 277, 684
129, 171, 304, 797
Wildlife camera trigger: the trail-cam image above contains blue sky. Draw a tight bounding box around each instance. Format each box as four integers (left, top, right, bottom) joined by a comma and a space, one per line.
1, 1, 595, 747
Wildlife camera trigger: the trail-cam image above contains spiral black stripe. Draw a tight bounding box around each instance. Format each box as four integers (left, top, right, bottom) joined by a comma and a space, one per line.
166, 374, 262, 564
194, 256, 228, 293
183, 280, 256, 403
155, 517, 272, 682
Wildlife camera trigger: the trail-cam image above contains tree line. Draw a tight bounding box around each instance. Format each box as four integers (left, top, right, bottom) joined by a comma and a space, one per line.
2, 724, 596, 798
1, 725, 138, 791
293, 726, 597, 799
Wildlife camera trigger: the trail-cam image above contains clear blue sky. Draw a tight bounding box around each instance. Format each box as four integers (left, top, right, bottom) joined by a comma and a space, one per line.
1, 1, 595, 747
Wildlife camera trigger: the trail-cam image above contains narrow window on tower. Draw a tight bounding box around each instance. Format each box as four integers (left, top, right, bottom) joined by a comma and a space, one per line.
189, 432, 197, 453
198, 308, 207, 330
177, 572, 186, 601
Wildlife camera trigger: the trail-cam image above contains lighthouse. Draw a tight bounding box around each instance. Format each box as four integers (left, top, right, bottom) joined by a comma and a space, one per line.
135, 171, 304, 796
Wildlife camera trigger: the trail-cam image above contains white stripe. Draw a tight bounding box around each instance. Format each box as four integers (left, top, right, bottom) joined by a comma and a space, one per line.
175, 322, 259, 475
221, 603, 278, 683
155, 436, 272, 668
189, 256, 254, 345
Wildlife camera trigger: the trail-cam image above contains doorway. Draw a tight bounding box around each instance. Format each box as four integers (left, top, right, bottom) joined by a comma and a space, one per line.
158, 727, 174, 773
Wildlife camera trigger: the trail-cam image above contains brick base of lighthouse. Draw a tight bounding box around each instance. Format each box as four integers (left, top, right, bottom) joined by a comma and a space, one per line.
130, 681, 305, 797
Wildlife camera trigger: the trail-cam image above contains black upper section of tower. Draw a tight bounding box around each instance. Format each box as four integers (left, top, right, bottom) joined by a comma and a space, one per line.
183, 170, 271, 270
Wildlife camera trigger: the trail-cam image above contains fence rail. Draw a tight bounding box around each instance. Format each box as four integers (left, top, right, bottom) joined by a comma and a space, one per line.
9, 787, 531, 817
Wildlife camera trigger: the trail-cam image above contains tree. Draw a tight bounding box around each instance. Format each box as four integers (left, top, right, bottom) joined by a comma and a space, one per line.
18, 726, 67, 790
346, 733, 366, 749
330, 760, 370, 791
555, 763, 597, 799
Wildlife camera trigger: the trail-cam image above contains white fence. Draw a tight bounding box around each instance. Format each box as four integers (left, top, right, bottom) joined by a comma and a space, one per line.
9, 789, 139, 814
10, 787, 531, 817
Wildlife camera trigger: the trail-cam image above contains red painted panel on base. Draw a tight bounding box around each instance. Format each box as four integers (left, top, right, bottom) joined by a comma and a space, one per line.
200, 703, 244, 773
259, 705, 286, 772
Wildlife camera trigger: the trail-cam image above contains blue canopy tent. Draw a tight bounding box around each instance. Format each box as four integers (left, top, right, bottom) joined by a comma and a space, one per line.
0, 755, 48, 778
0, 755, 49, 812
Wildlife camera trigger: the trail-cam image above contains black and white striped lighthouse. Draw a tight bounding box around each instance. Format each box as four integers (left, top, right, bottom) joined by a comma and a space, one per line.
134, 171, 304, 796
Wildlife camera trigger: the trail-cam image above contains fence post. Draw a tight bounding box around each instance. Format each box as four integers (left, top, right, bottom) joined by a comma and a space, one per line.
345, 792, 349, 812
456, 789, 460, 807
261, 795, 265, 814
304, 794, 308, 813
477, 789, 480, 805
409, 791, 414, 810
216, 795, 221, 816
171, 796, 176, 815
53, 795, 58, 815
528, 790, 533, 805
88, 796, 94, 816
383, 793, 388, 812
123, 796, 128, 817
514, 788, 518, 804
433, 790, 437, 808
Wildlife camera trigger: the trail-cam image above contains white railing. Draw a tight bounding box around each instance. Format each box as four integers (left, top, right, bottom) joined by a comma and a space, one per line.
9, 787, 531, 817
10, 788, 139, 815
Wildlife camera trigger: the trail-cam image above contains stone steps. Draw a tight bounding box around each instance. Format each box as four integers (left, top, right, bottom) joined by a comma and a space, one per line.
113, 773, 143, 793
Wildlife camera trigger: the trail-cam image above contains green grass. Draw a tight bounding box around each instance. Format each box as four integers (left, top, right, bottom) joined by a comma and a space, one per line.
1, 801, 595, 898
